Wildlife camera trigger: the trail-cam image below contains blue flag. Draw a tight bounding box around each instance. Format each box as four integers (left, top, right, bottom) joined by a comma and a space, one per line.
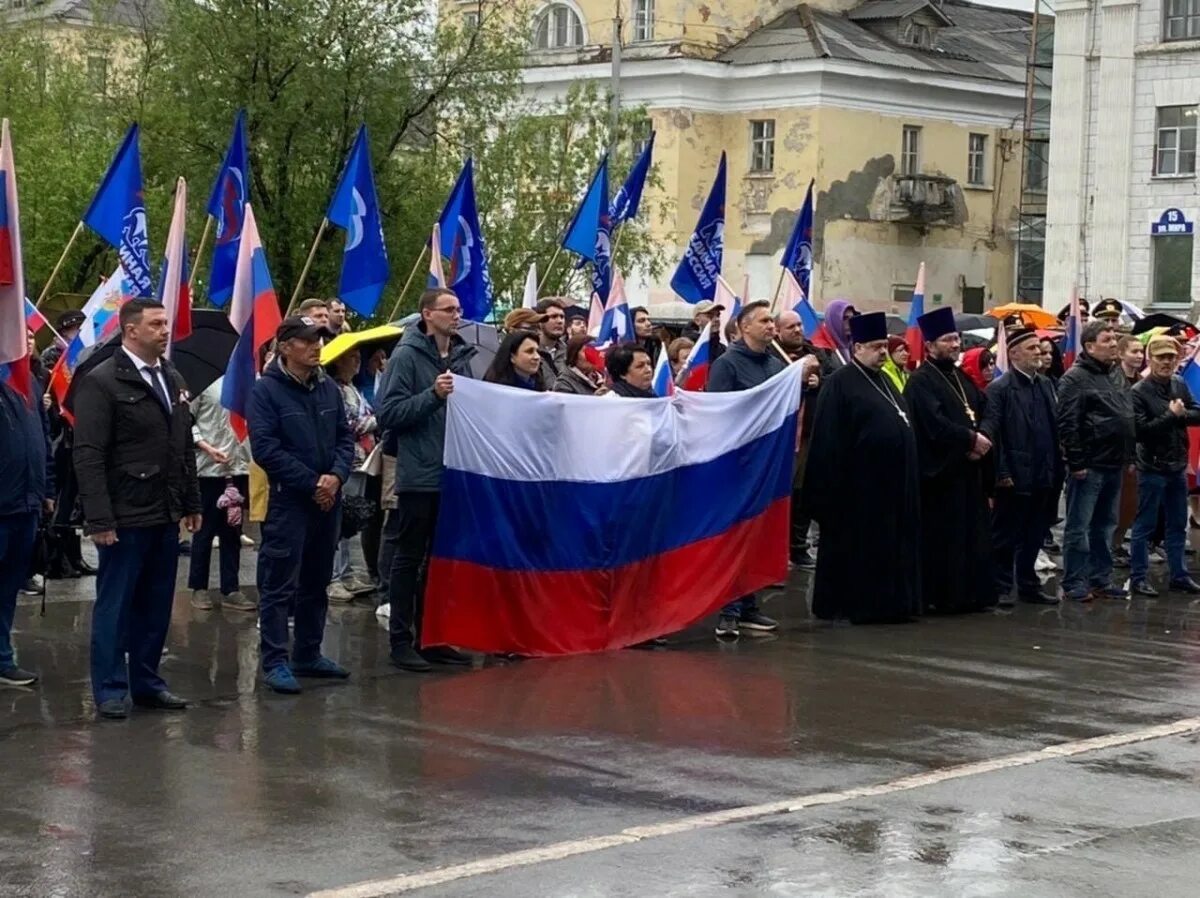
83, 124, 153, 297
436, 159, 493, 322
562, 156, 608, 261
205, 110, 251, 308
327, 125, 389, 317
610, 132, 654, 227
780, 178, 814, 297
670, 152, 725, 303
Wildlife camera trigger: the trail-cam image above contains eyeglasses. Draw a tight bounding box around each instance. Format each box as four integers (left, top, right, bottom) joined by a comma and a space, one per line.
430, 305, 462, 315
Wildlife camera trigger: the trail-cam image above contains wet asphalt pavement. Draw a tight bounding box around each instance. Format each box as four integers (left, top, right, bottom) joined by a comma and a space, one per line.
3, 540, 1200, 897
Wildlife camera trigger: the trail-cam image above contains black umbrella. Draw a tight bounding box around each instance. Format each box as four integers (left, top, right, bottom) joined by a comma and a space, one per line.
173, 309, 238, 396
955, 313, 995, 331
1131, 312, 1195, 336
457, 320, 499, 379
885, 314, 907, 336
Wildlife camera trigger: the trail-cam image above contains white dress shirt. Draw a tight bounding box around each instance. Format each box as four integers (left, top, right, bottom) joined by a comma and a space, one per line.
121, 346, 173, 410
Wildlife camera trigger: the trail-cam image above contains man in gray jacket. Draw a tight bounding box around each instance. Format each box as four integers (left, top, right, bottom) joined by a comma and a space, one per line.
377, 288, 476, 671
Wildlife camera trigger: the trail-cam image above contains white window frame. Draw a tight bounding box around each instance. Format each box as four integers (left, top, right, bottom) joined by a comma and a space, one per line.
534, 4, 585, 50
1156, 105, 1198, 177
967, 133, 987, 186
632, 0, 654, 42
749, 119, 775, 174
901, 125, 921, 176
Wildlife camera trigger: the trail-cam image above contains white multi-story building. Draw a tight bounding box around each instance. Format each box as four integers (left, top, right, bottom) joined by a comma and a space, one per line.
1044, 0, 1200, 311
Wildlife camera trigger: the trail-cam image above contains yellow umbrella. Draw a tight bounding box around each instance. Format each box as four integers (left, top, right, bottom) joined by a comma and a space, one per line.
988, 303, 1058, 329
320, 324, 403, 365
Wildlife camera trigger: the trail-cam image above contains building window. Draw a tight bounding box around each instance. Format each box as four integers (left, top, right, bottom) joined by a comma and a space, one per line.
1156, 106, 1198, 176
1025, 138, 1048, 192
1152, 234, 1194, 304
630, 117, 652, 157
892, 284, 917, 304
463, 10, 480, 30
750, 120, 775, 173
633, 0, 654, 41
900, 20, 934, 49
1164, 0, 1200, 41
534, 4, 584, 49
967, 133, 987, 186
87, 55, 108, 94
901, 125, 921, 176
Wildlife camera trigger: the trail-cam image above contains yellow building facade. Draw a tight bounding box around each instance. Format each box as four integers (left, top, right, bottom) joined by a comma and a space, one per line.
501, 0, 1039, 313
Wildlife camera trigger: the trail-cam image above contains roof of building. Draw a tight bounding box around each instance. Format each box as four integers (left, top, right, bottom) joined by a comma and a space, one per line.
5, 0, 158, 29
718, 0, 1040, 85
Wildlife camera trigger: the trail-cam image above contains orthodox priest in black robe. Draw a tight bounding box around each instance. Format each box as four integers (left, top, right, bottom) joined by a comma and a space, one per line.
802, 312, 921, 624
905, 306, 996, 614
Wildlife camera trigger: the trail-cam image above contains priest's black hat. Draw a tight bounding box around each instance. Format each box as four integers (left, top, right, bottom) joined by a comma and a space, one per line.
917, 306, 956, 342
848, 311, 888, 344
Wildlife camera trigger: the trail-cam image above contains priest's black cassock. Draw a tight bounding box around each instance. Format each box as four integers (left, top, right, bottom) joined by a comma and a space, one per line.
802, 352, 921, 625
905, 355, 997, 614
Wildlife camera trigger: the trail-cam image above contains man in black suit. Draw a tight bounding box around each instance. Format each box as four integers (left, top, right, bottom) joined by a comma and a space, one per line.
983, 326, 1061, 606
73, 299, 202, 719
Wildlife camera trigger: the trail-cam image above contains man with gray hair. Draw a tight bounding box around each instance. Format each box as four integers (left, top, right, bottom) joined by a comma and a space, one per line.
1056, 319, 1136, 602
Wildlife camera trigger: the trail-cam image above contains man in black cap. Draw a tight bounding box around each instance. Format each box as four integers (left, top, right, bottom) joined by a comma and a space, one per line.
40, 309, 84, 370
1092, 298, 1124, 324
249, 314, 356, 694
1056, 298, 1090, 326
983, 326, 1060, 606
803, 311, 921, 624
905, 306, 996, 614
565, 305, 589, 339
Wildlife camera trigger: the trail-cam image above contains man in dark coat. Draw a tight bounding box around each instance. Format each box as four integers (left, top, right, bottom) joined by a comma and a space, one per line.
73, 299, 202, 719
803, 311, 921, 625
1128, 335, 1200, 596
1056, 319, 1136, 602
776, 309, 820, 569
377, 288, 477, 672
249, 315, 357, 694
983, 327, 1060, 606
905, 306, 996, 614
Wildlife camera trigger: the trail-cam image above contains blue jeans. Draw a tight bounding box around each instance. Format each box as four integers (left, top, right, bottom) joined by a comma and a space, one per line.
1130, 471, 1189, 583
91, 524, 180, 704
0, 512, 38, 671
1062, 467, 1123, 597
721, 594, 760, 618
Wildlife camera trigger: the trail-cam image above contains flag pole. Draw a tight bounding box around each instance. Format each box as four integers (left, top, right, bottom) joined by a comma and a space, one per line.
286, 217, 328, 316
386, 243, 428, 323
189, 215, 213, 290
769, 266, 787, 311
536, 245, 563, 294
35, 221, 85, 309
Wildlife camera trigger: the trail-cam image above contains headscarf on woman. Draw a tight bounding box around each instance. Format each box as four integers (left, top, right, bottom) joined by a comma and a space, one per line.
960, 348, 994, 392
823, 300, 857, 361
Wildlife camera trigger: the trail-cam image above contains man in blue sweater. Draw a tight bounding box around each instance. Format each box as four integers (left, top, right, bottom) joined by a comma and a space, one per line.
0, 371, 54, 686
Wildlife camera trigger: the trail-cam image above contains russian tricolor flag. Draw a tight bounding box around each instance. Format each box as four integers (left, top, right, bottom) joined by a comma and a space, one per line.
904, 261, 926, 369
47, 267, 130, 416
1063, 285, 1083, 369
422, 364, 804, 655
677, 321, 713, 390
221, 203, 281, 440
0, 119, 29, 403
651, 345, 674, 397
156, 176, 193, 358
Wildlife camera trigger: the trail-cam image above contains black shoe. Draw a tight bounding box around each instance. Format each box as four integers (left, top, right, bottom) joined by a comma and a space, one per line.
1170, 577, 1200, 595
0, 666, 38, 686
19, 577, 41, 596
996, 595, 1016, 608
714, 615, 739, 639
419, 646, 472, 667
1112, 548, 1131, 569
73, 558, 97, 576
132, 690, 188, 711
1018, 591, 1061, 605
391, 644, 432, 672
739, 610, 778, 632
97, 699, 128, 719
790, 550, 816, 570
1131, 580, 1159, 597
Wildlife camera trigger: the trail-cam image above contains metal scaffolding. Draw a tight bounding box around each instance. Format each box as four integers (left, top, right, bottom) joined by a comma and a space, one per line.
1016, 0, 1054, 303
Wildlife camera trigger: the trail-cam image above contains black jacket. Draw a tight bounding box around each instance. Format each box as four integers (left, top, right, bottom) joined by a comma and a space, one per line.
1131, 375, 1200, 474
73, 348, 201, 534
983, 368, 1058, 492
1055, 353, 1135, 471
707, 340, 786, 393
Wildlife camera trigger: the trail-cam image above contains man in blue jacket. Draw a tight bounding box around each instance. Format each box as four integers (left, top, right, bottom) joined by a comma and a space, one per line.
249, 315, 356, 694
0, 371, 54, 686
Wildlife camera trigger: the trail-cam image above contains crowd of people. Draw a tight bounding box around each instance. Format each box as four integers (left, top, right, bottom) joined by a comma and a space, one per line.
2, 286, 1198, 716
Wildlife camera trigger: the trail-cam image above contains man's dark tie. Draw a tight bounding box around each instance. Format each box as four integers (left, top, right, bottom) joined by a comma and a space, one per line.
149, 366, 172, 414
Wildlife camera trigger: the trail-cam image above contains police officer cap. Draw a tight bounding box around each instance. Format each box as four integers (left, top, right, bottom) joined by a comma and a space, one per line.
1093, 298, 1123, 319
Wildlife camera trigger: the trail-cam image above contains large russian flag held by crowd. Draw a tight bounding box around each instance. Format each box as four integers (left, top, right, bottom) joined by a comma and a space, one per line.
221, 203, 281, 440
422, 364, 805, 656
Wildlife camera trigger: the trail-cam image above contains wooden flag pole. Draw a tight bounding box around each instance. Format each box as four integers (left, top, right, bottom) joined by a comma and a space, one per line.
188, 215, 213, 291
35, 221, 85, 309
386, 242, 429, 323
536, 245, 564, 294
769, 266, 787, 312
285, 217, 328, 316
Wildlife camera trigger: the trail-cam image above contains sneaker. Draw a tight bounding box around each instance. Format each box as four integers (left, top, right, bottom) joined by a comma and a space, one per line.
240, 534, 256, 546
1131, 580, 1159, 597
263, 666, 302, 694
1169, 577, 1200, 595
1112, 547, 1131, 569
1034, 551, 1058, 572
420, 646, 472, 666
1092, 584, 1129, 601
391, 644, 432, 672
791, 549, 816, 571
1065, 590, 1093, 603
0, 666, 38, 687
190, 589, 214, 611
293, 656, 351, 679
222, 590, 256, 612
19, 576, 42, 596
739, 610, 779, 632
344, 575, 377, 596
1150, 547, 1167, 564
714, 615, 740, 639
327, 581, 356, 604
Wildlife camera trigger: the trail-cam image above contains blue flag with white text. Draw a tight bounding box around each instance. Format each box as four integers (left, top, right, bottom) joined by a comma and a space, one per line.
670, 152, 725, 303
205, 110, 250, 308
436, 159, 493, 322
610, 133, 654, 227
781, 178, 814, 298
328, 125, 389, 317
83, 124, 153, 296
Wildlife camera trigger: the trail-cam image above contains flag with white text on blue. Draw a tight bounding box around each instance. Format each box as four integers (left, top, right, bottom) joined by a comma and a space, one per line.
328, 125, 389, 317
436, 159, 493, 322
780, 178, 814, 297
610, 133, 654, 227
83, 124, 153, 297
563, 155, 612, 302
670, 152, 725, 303
205, 110, 250, 308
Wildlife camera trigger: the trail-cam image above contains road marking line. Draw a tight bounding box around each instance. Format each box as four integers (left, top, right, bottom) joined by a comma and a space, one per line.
308, 716, 1200, 898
